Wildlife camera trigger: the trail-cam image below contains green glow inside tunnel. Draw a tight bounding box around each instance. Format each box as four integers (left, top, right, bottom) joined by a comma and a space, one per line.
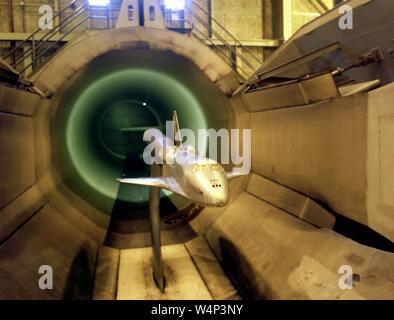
66, 69, 207, 203
53, 50, 231, 214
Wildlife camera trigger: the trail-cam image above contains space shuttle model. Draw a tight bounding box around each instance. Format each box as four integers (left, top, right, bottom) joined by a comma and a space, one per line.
118, 112, 246, 207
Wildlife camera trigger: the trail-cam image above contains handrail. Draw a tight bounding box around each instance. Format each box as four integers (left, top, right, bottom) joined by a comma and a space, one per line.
4, 0, 87, 60
20, 15, 89, 74
192, 13, 256, 74
188, 7, 255, 74
2, 0, 263, 79
191, 0, 262, 66
192, 25, 248, 79
13, 4, 88, 68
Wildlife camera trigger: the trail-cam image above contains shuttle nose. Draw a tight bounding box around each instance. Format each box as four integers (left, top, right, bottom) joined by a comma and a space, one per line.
200, 184, 229, 207
210, 183, 229, 207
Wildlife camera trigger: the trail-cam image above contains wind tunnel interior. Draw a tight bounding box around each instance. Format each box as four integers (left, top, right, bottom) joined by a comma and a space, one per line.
0, 29, 242, 299
2, 0, 394, 299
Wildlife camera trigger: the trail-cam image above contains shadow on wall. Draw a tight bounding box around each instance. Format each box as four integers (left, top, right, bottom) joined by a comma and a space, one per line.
313, 198, 394, 252
333, 215, 394, 253
63, 243, 96, 300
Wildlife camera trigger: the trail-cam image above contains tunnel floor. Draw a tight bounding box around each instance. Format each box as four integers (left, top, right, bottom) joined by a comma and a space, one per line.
93, 236, 240, 300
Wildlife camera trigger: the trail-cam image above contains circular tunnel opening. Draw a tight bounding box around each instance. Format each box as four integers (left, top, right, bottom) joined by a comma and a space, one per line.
52, 49, 232, 216
98, 99, 162, 161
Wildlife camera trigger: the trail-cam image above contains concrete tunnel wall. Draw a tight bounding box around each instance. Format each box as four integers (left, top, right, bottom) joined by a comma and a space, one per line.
1, 26, 394, 299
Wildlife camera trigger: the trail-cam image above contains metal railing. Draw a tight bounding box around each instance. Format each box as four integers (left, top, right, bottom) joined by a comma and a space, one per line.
188, 1, 263, 80
2, 0, 263, 80
3, 0, 90, 76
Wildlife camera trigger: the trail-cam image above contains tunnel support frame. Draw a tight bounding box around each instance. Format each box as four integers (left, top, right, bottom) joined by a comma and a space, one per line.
149, 163, 165, 293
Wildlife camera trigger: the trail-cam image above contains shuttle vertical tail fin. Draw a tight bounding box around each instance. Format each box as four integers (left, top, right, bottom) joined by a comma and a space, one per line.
173, 111, 183, 147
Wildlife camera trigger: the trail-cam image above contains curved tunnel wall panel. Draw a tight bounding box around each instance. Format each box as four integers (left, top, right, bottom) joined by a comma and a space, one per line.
34, 99, 109, 242
250, 95, 368, 225
0, 185, 44, 244
0, 85, 40, 116
0, 86, 100, 299
247, 85, 394, 242
366, 84, 394, 243
197, 189, 394, 300
31, 28, 239, 97
0, 113, 36, 210
0, 204, 97, 299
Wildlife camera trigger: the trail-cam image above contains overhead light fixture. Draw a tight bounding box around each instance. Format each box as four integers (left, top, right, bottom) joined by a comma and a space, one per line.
89, 0, 110, 6
164, 0, 185, 10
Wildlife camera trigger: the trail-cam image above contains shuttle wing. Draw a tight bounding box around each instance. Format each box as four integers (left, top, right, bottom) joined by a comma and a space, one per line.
117, 177, 187, 197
